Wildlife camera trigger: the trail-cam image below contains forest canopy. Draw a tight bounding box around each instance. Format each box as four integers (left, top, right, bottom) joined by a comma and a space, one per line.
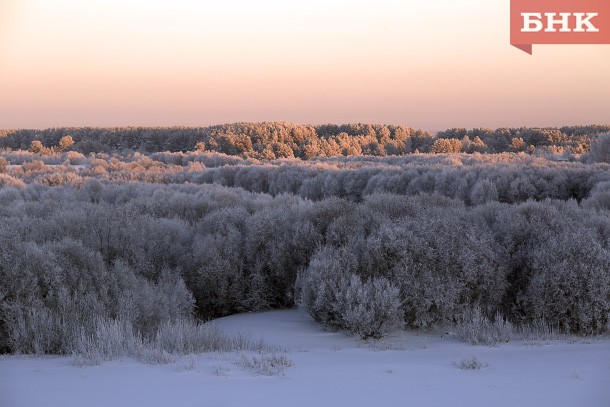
1, 122, 609, 158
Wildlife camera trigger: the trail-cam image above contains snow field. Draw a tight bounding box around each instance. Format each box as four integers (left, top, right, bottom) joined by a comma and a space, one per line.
1, 309, 609, 407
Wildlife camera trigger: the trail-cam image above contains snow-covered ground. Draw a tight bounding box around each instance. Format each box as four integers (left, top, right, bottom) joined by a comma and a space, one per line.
1, 309, 609, 407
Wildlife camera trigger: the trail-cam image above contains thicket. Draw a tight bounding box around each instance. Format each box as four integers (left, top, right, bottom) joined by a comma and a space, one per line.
0, 128, 609, 350
2, 149, 610, 206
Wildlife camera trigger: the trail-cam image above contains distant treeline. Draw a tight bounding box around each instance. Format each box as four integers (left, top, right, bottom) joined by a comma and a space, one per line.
1, 122, 609, 158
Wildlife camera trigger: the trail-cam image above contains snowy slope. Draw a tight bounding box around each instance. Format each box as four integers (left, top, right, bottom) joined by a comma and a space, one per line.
1, 309, 609, 407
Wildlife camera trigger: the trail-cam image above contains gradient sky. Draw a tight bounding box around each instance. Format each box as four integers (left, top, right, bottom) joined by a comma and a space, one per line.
0, 0, 609, 130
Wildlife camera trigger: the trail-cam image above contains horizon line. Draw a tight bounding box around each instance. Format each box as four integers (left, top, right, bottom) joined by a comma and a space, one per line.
2, 121, 609, 133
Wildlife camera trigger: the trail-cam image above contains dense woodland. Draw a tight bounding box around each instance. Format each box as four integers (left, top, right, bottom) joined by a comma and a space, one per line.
1, 124, 610, 355
1, 123, 609, 158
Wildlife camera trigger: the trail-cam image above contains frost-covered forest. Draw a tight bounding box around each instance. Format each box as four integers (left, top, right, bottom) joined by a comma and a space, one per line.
1, 123, 610, 357
2, 123, 609, 157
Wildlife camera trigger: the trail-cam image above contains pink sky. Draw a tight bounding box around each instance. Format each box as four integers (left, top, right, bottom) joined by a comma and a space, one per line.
0, 0, 609, 130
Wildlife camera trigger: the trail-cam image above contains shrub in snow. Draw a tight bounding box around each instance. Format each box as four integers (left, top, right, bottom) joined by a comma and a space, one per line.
453, 355, 488, 370
455, 306, 513, 346
298, 247, 402, 339
337, 275, 402, 339
134, 347, 177, 365
519, 318, 562, 342
571, 369, 582, 380
297, 246, 354, 329
69, 315, 277, 365
153, 320, 271, 354
491, 201, 610, 336
7, 306, 64, 355
390, 214, 508, 329
211, 364, 229, 376
520, 227, 610, 335
237, 352, 293, 376
154, 319, 223, 354
71, 318, 143, 365
0, 243, 195, 355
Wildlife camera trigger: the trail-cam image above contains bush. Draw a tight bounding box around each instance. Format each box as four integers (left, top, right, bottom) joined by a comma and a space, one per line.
298, 247, 402, 339
520, 228, 610, 335
154, 319, 269, 354
518, 319, 562, 342
392, 215, 507, 328
6, 306, 64, 355
70, 316, 276, 366
453, 355, 488, 370
0, 242, 195, 354
71, 318, 143, 365
337, 275, 402, 339
237, 352, 293, 376
455, 306, 513, 346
